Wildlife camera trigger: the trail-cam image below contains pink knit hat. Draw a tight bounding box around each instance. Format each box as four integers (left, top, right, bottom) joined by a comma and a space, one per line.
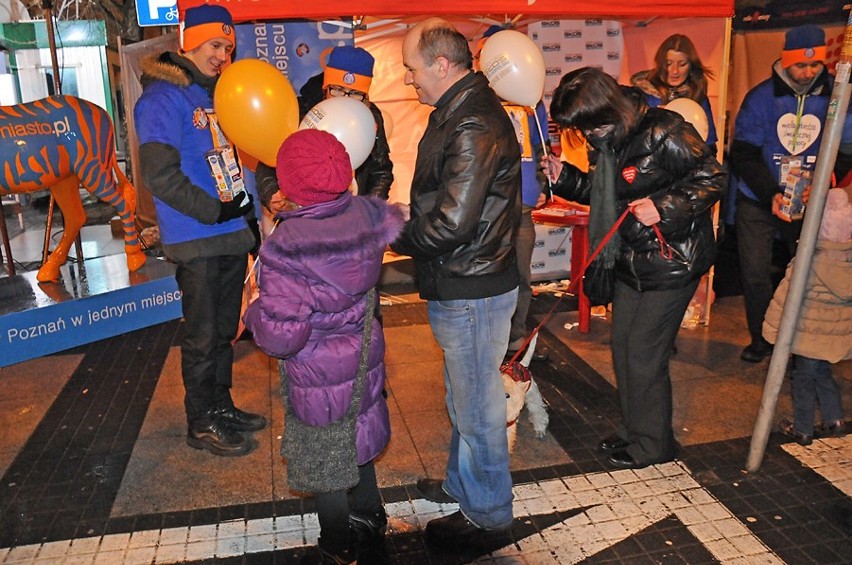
275, 130, 353, 206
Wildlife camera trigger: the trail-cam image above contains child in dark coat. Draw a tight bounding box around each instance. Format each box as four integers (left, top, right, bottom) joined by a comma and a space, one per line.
243, 129, 404, 563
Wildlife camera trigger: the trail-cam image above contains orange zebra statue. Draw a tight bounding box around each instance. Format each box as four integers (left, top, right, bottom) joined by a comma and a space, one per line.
0, 95, 146, 282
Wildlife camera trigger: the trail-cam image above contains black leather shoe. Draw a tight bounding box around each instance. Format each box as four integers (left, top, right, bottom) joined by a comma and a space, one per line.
416, 478, 456, 503
531, 350, 549, 362
425, 511, 512, 548
187, 415, 253, 456
607, 450, 648, 470
741, 339, 773, 363
599, 435, 629, 453
212, 406, 267, 432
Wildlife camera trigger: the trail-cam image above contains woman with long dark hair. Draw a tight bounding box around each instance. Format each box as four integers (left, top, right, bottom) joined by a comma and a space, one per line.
543, 67, 725, 469
630, 34, 717, 153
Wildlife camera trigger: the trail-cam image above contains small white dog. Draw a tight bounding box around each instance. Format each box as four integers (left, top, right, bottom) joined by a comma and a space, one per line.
502, 334, 549, 452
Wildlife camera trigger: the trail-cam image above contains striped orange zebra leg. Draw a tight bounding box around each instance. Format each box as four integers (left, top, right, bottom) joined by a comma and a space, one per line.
37, 175, 85, 282
114, 166, 146, 273
91, 176, 146, 274
125, 243, 146, 272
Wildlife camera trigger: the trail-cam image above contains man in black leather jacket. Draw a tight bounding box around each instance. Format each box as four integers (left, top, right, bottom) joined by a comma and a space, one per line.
390, 17, 521, 549
256, 46, 393, 211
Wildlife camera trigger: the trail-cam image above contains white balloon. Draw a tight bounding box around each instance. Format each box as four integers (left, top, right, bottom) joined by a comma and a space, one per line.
299, 97, 377, 169
479, 30, 545, 108
663, 98, 709, 141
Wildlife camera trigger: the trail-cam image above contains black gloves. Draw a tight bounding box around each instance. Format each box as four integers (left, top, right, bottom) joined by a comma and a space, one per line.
216, 192, 254, 223
248, 218, 261, 257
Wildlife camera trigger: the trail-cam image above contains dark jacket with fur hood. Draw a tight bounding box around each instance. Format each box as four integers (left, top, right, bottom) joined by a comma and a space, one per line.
552, 90, 725, 291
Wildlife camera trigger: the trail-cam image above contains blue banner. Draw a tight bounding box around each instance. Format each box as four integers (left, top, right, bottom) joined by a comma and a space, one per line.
0, 275, 182, 367
234, 21, 352, 94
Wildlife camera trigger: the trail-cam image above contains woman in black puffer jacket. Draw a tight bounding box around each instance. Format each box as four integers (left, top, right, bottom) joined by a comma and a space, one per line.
543, 67, 726, 469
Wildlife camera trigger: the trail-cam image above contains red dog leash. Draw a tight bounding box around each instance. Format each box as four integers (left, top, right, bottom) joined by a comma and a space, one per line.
504, 206, 673, 366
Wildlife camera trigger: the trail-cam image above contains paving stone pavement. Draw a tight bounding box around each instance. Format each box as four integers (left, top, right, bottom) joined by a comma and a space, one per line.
0, 288, 850, 564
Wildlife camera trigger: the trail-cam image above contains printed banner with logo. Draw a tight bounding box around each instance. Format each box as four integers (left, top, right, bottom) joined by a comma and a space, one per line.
733, 0, 848, 30
528, 19, 624, 108
233, 22, 353, 93
528, 20, 624, 149
0, 267, 183, 368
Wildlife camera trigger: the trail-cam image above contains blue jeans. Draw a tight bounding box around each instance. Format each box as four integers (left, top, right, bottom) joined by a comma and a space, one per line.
427, 288, 517, 529
791, 355, 844, 435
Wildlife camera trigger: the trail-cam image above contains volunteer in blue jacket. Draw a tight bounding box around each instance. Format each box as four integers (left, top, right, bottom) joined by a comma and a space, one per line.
731, 25, 852, 363
135, 4, 266, 456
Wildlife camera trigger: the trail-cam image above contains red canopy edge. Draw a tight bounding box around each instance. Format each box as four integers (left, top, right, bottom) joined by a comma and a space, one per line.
176, 0, 735, 22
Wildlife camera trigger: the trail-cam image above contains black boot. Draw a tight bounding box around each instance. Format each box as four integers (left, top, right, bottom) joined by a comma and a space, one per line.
349, 509, 387, 544
186, 412, 253, 456
317, 537, 356, 564
350, 510, 389, 564
741, 337, 773, 362
211, 406, 267, 432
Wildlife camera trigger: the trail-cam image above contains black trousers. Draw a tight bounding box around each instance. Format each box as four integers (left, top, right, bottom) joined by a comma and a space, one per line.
315, 462, 384, 555
175, 254, 248, 423
509, 207, 536, 345
611, 279, 698, 465
735, 199, 800, 341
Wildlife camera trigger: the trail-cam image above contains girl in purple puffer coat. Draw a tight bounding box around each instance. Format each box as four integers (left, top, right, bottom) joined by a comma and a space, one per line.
243, 129, 403, 564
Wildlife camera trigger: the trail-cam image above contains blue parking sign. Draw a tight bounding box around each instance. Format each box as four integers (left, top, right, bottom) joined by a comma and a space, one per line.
136, 0, 179, 27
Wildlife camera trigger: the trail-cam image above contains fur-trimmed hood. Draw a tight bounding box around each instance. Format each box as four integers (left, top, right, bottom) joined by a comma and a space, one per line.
139, 51, 216, 94
630, 70, 662, 100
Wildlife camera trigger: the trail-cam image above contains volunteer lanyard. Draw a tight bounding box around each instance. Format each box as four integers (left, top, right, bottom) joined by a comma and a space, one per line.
790, 94, 806, 154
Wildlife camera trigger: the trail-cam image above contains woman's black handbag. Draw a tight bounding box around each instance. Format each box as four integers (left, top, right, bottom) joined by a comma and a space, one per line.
580, 210, 676, 306
572, 208, 631, 306
582, 257, 616, 306
280, 288, 376, 493
507, 208, 676, 366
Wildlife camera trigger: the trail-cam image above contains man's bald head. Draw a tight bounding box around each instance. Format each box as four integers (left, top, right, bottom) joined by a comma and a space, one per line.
402, 18, 473, 106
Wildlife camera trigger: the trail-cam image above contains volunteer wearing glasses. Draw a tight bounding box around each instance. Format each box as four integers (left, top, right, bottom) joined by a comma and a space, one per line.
257, 46, 394, 212
326, 84, 367, 102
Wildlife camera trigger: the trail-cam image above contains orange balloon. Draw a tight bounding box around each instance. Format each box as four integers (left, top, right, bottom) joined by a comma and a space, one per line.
214, 59, 299, 166
237, 148, 259, 173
